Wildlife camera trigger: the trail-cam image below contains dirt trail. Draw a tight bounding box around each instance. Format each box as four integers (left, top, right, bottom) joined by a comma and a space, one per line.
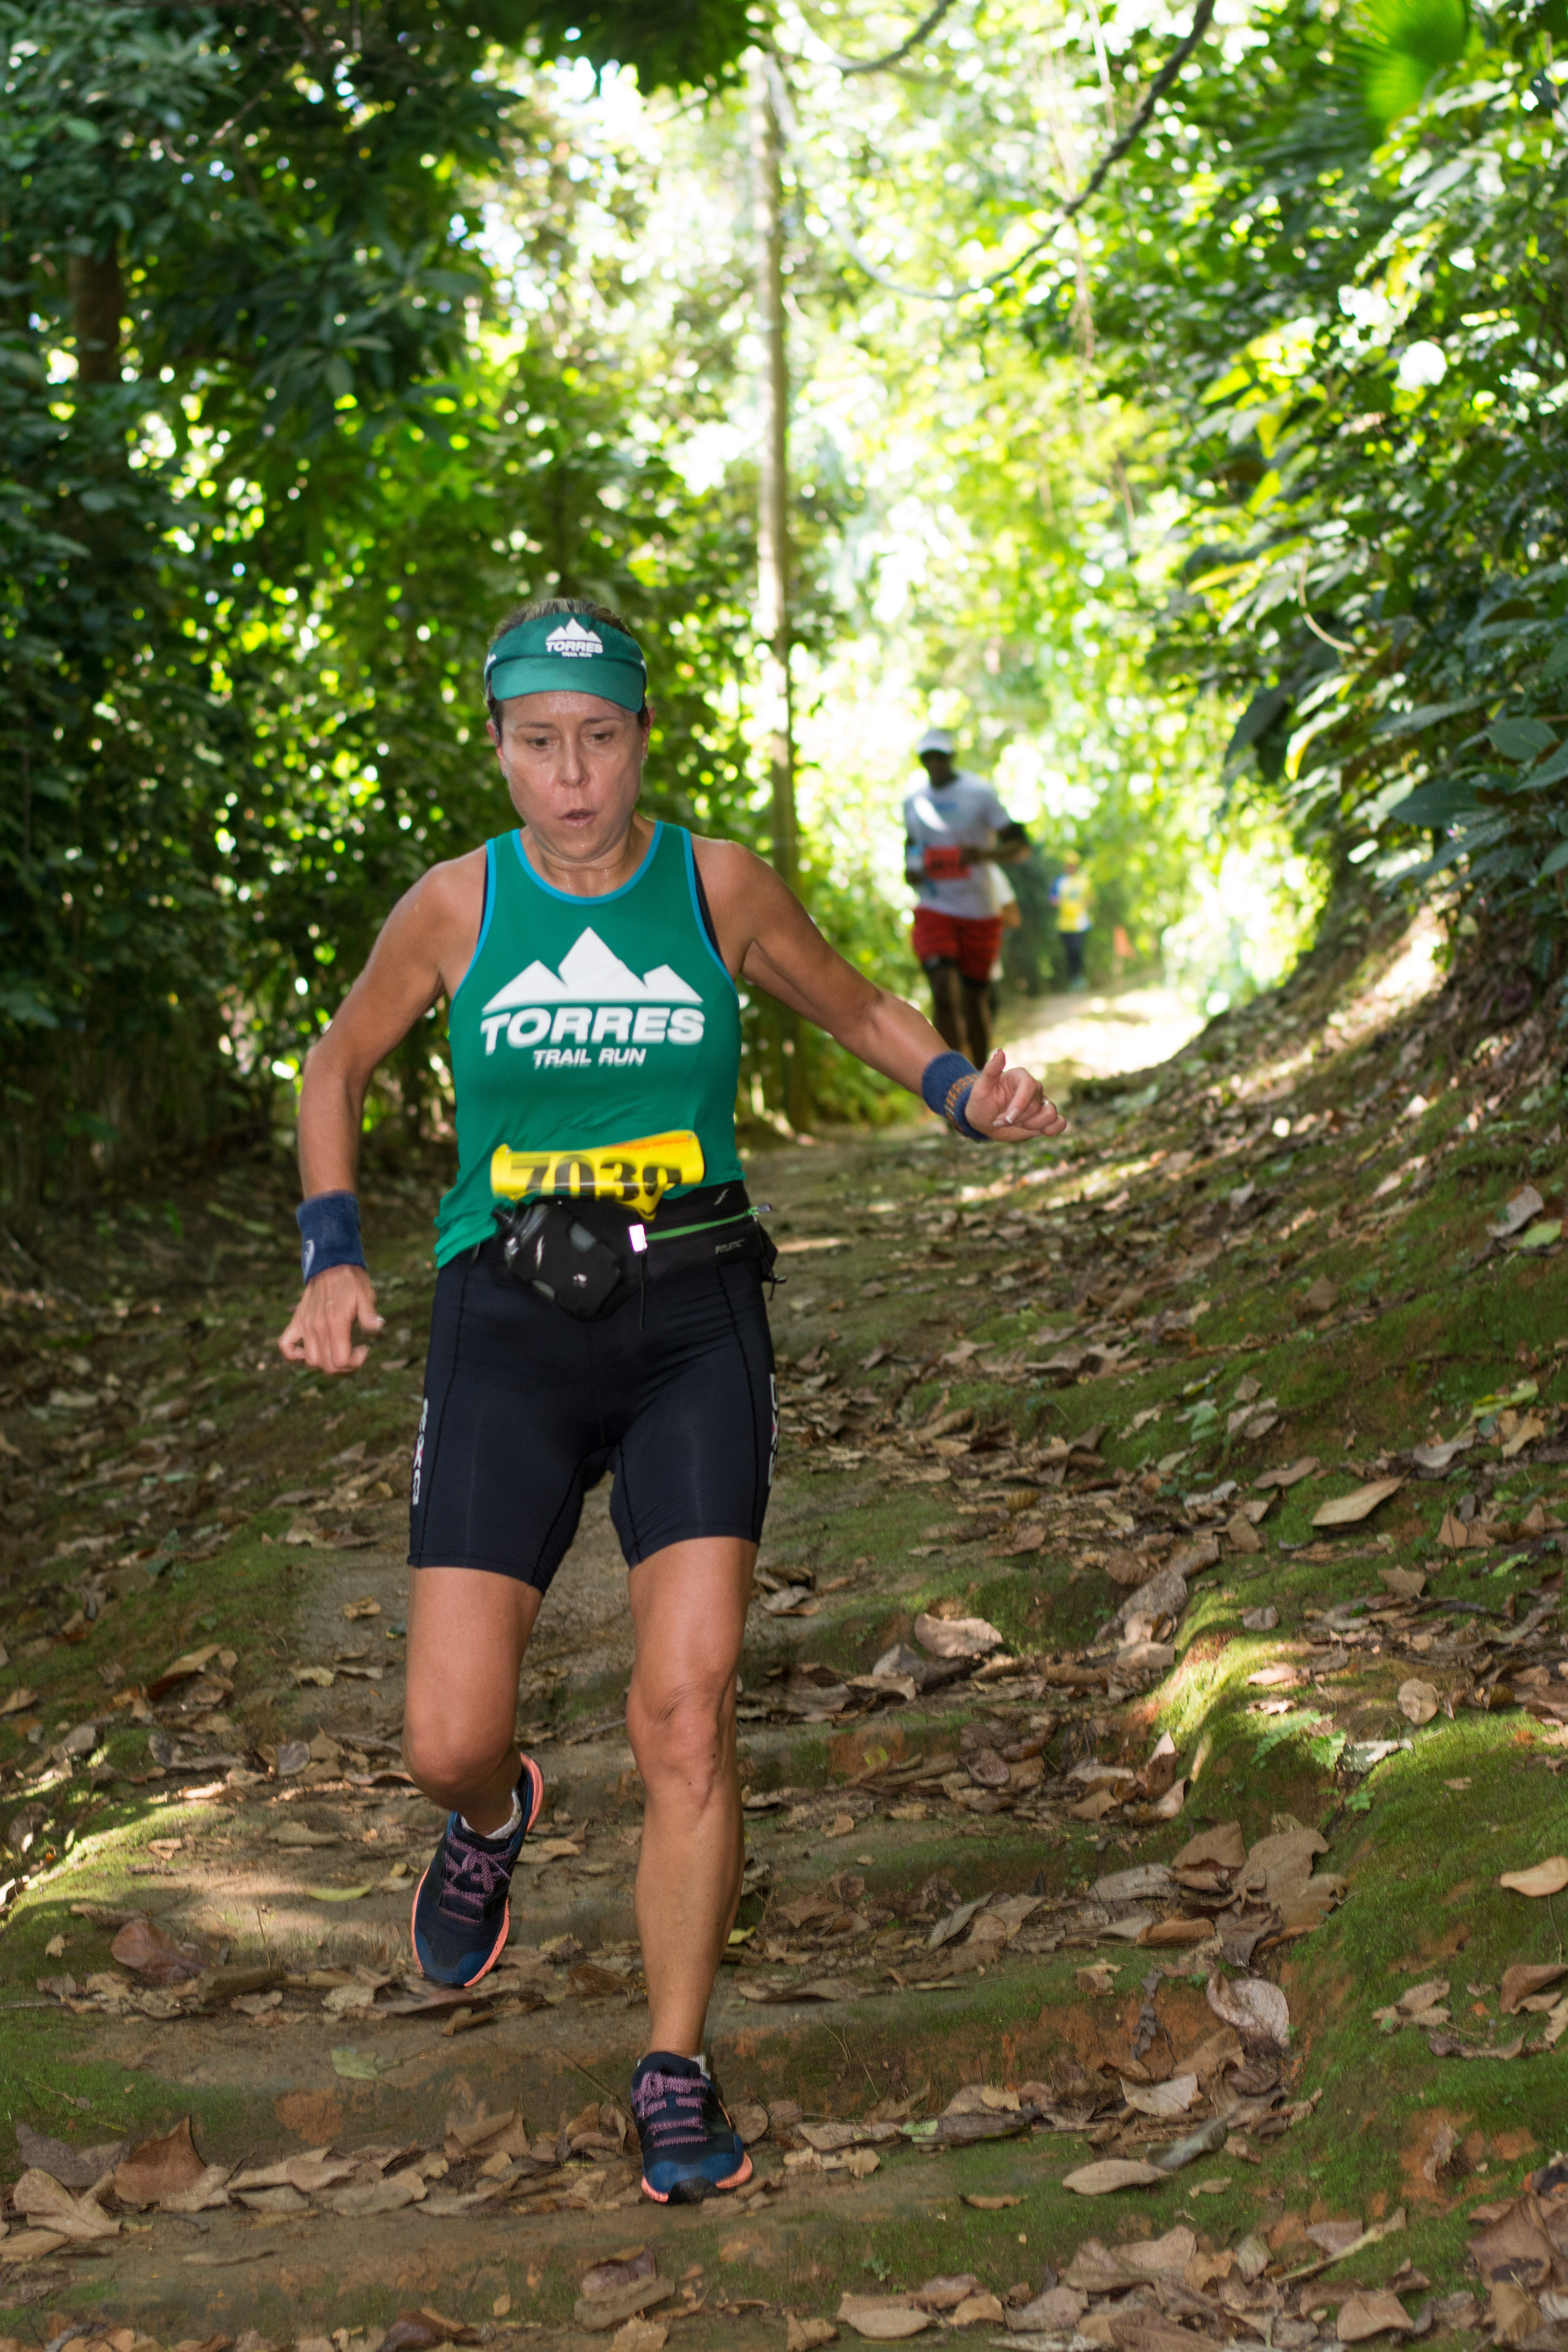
1001, 981, 1206, 1090
3, 924, 1567, 2350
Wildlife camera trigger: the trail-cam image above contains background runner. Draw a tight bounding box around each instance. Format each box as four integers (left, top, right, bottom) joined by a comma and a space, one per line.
903, 726, 1031, 1063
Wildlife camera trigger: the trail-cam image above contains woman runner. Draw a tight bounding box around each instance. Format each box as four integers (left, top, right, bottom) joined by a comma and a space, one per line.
278, 598, 1067, 2205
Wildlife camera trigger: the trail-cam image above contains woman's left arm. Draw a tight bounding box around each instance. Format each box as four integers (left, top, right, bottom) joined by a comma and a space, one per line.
695, 840, 1067, 1141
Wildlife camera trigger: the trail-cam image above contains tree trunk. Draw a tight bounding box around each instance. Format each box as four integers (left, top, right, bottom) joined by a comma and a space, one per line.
69, 247, 123, 386
749, 50, 809, 1132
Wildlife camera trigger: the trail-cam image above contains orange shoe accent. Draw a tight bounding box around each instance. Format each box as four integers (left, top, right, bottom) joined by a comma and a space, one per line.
639, 2151, 753, 2203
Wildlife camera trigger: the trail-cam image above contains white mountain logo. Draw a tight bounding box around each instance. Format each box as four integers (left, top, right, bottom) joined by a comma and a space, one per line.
479, 930, 706, 1060
483, 929, 702, 1011
545, 619, 603, 658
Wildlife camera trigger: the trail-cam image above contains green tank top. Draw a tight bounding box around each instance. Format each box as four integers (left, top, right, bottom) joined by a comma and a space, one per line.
434, 822, 744, 1266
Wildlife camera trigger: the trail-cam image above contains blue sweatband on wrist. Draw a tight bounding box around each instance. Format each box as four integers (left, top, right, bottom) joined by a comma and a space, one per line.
920, 1051, 987, 1142
297, 1190, 366, 1283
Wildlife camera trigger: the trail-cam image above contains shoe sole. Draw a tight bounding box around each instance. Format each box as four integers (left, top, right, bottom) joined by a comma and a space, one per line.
641, 2151, 753, 2205
410, 1755, 545, 1987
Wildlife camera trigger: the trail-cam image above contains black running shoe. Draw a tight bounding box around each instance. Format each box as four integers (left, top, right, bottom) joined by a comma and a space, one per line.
631, 2051, 753, 2204
410, 1756, 543, 1987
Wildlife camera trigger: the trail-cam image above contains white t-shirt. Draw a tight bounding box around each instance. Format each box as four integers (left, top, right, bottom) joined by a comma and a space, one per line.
903, 772, 1014, 920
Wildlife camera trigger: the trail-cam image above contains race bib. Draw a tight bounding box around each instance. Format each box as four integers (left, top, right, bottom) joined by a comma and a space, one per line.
490, 1130, 706, 1221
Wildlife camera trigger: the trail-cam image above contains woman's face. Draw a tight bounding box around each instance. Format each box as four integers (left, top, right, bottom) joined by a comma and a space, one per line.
489, 691, 652, 866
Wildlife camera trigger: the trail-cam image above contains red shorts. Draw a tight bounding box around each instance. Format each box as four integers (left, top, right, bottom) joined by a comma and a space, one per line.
912, 907, 1004, 983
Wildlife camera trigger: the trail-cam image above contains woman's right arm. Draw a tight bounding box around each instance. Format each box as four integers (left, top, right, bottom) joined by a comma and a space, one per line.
278, 851, 485, 1374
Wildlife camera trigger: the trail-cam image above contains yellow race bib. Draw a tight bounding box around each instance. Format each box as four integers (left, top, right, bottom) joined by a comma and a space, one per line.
490, 1130, 706, 1222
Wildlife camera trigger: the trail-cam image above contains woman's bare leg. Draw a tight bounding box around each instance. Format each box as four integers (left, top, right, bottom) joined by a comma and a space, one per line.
626, 1537, 755, 2056
402, 1567, 543, 1831
404, 1541, 753, 2047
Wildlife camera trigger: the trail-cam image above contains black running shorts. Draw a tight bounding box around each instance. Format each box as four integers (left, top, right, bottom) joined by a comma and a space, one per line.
408, 1254, 777, 1586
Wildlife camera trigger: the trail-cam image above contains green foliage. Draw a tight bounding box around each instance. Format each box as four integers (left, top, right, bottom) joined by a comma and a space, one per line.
1355, 0, 1472, 130
758, 36, 1322, 1016
0, 0, 771, 1211
485, 0, 758, 91
1036, 0, 1568, 988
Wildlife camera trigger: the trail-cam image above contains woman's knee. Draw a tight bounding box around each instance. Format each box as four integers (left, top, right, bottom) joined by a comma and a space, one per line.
402, 1713, 515, 1805
628, 1673, 737, 1794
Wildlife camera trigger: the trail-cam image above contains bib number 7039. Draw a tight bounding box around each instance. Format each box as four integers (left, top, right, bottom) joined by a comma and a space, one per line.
490, 1129, 706, 1221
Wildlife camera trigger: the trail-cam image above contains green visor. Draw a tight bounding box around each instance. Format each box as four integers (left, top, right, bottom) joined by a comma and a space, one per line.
484, 613, 648, 712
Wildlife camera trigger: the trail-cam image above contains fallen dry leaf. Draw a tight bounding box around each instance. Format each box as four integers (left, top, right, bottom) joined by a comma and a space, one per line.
1256, 1457, 1319, 1490
237, 2183, 310, 2218
1395, 1977, 1449, 2019
1173, 1821, 1247, 1870
735, 1976, 861, 2005
110, 1915, 203, 1986
1122, 2074, 1198, 2118
1182, 2026, 1244, 2085
1306, 2219, 1365, 2254
1063, 2160, 1167, 2194
1501, 1962, 1568, 2014
114, 2116, 208, 2207
1301, 1277, 1338, 1316
0, 2229, 69, 2260
608, 2325, 666, 2352
331, 2173, 428, 2217
948, 2294, 1004, 2328
1468, 2197, 1556, 2289
145, 1645, 222, 1703
1397, 1679, 1439, 1726
0, 1686, 38, 1717
160, 2163, 233, 2214
1139, 1920, 1213, 1950
1069, 1788, 1120, 1822
1312, 1477, 1405, 1529
1065, 2229, 1198, 2288
575, 2273, 676, 2332
787, 2322, 838, 2352
1499, 1857, 1568, 1898
914, 2275, 980, 2313
15, 2122, 127, 2189
11, 2169, 120, 2239
837, 2298, 929, 2340
1488, 2283, 1543, 2347
912, 1612, 1003, 1660
1013, 2288, 1090, 2333
1336, 2290, 1413, 2342
1104, 1547, 1160, 1589
1206, 1971, 1289, 2047
343, 1596, 382, 1620
1489, 1186, 1544, 1240
380, 2312, 477, 2352
962, 2194, 1022, 2210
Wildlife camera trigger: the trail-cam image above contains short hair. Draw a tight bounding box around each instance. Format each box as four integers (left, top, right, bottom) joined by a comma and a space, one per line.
485, 595, 650, 729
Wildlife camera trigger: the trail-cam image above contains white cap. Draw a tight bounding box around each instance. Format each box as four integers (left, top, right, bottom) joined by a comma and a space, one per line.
916, 727, 956, 755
